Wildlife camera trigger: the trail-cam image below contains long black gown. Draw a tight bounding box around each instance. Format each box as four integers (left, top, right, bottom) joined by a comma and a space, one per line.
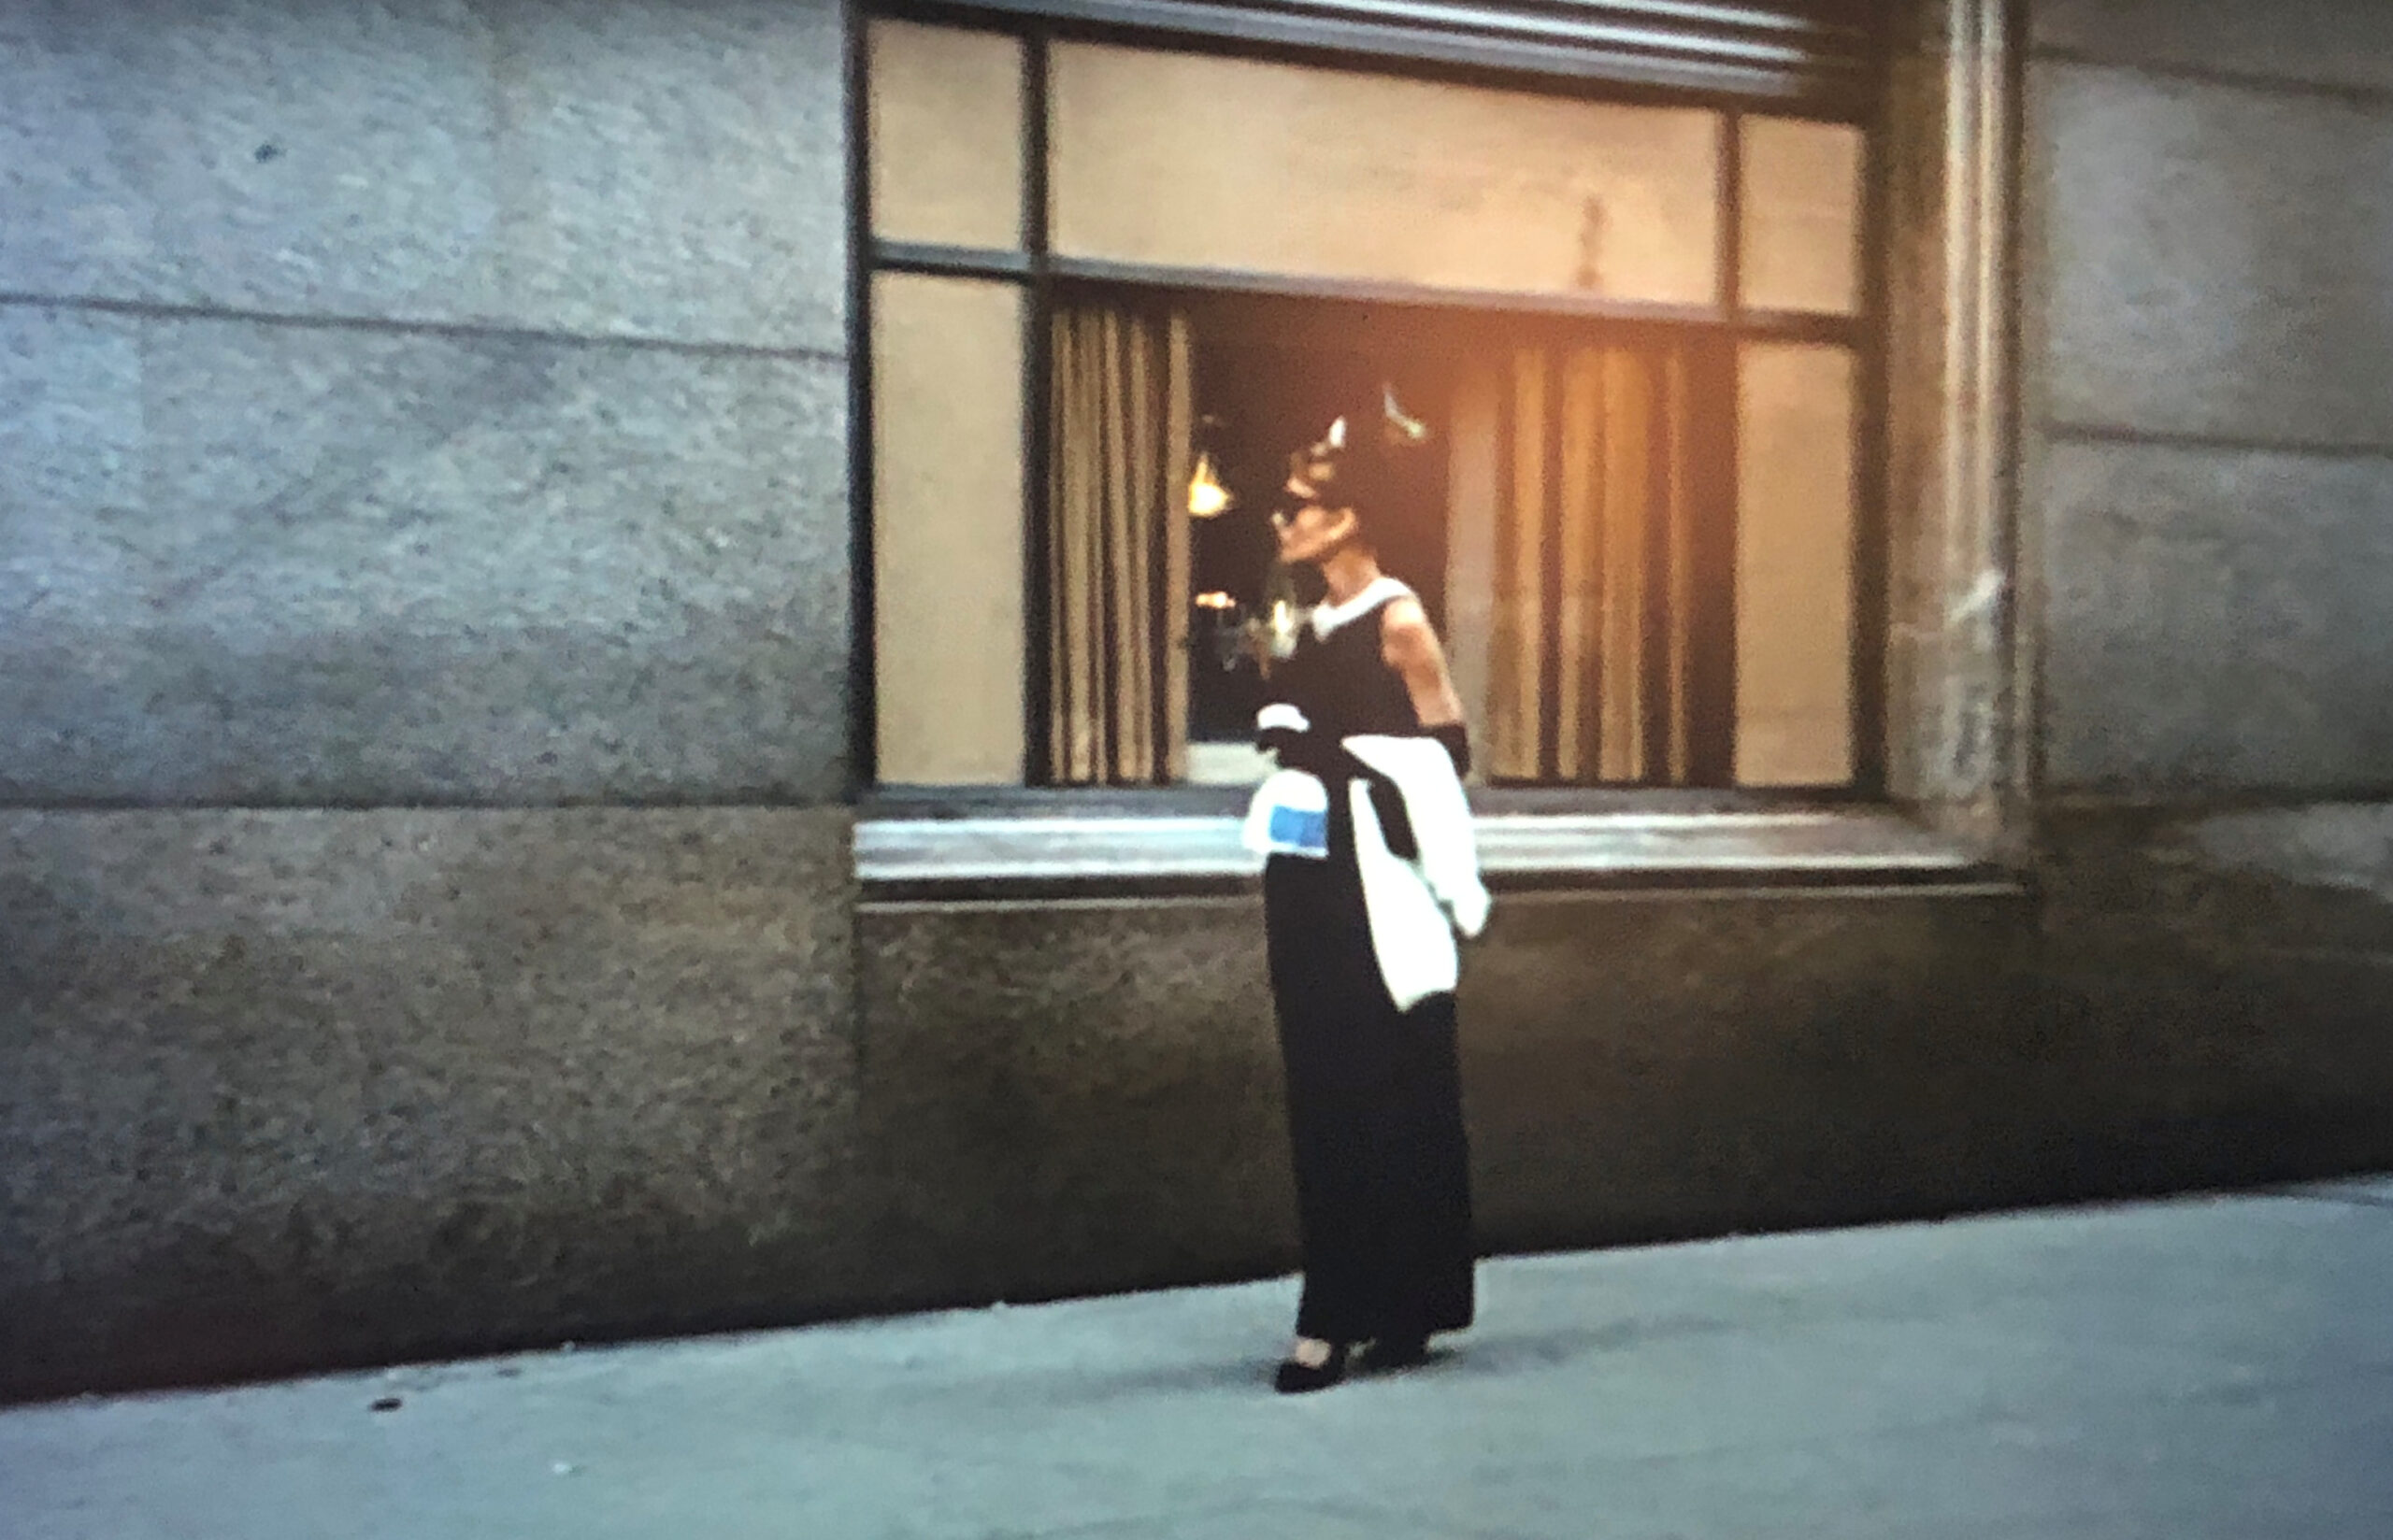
1261, 589, 1475, 1346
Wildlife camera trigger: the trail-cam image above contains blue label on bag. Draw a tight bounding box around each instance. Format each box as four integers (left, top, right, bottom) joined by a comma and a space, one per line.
1268, 805, 1328, 855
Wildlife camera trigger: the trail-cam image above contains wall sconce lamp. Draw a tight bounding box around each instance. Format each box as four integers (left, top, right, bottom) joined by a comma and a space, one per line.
1187, 449, 1232, 519
1187, 413, 1233, 518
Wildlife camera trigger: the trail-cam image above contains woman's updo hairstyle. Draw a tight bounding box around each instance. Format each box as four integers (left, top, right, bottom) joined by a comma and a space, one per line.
1286, 385, 1431, 533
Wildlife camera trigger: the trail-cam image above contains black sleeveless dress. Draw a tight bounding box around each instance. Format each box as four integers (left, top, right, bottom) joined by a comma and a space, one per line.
1261, 590, 1475, 1346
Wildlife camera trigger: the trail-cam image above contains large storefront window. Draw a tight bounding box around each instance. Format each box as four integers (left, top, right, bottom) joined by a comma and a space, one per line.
862, 12, 1873, 792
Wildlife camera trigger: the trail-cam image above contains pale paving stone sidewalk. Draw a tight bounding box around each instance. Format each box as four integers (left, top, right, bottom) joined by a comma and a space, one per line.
6, 1179, 2391, 1540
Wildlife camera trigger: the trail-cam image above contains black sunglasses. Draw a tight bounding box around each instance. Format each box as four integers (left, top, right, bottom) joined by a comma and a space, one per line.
1271, 491, 1327, 529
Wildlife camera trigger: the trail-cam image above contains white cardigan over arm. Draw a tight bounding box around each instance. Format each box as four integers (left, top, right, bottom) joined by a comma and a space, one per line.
1241, 726, 1489, 1012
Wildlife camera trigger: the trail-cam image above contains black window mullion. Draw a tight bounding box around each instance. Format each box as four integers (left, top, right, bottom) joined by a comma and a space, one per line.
1687, 334, 1740, 786
1539, 349, 1567, 785
1492, 352, 1520, 784
847, 4, 880, 791
1582, 345, 1606, 787
1023, 26, 1056, 784
1639, 345, 1675, 787
1707, 113, 1743, 790
1720, 108, 1744, 321
1847, 55, 1894, 797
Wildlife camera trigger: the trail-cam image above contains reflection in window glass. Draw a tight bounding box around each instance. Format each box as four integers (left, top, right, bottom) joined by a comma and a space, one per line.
1741, 116, 1864, 315
868, 21, 1025, 250
1050, 43, 1721, 307
1735, 342, 1856, 786
1159, 299, 1727, 790
872, 273, 1026, 783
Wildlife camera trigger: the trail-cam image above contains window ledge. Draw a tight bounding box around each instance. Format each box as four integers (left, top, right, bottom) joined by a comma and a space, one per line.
855, 806, 2017, 901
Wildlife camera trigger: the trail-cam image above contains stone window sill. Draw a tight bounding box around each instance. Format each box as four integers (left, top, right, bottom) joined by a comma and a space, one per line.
855, 795, 2018, 903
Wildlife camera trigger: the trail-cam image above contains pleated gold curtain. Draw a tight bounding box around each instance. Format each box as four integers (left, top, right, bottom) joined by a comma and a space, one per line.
1483, 342, 1701, 785
1046, 301, 1194, 785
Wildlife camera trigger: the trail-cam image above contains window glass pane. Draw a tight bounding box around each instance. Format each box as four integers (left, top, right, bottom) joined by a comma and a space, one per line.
872, 273, 1025, 783
868, 21, 1025, 249
1735, 341, 1856, 786
1441, 358, 1503, 782
1465, 341, 1702, 785
1740, 116, 1863, 315
1046, 301, 1194, 787
1051, 43, 1721, 306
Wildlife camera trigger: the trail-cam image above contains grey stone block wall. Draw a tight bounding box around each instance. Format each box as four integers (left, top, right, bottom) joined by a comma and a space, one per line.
852, 885, 2045, 1305
2027, 0, 2393, 792
2031, 0, 2393, 95
2033, 803, 2393, 1181
854, 900, 1297, 1308
2022, 6, 2393, 1239
3, 309, 850, 805
1, 0, 851, 805
0, 806, 867, 1403
1, 0, 846, 351
1, 0, 864, 1402
850, 872, 2393, 1325
1464, 888, 2038, 1247
2040, 440, 2393, 791
2038, 64, 2393, 450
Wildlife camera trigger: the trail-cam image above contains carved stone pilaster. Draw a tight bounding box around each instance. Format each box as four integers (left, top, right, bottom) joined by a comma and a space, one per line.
1880, 0, 2026, 856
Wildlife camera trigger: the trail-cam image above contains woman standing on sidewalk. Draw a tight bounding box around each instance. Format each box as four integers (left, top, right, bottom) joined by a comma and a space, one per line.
1245, 399, 1486, 1394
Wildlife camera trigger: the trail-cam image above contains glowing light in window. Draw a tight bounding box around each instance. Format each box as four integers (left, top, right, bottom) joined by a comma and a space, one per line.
1186, 450, 1232, 518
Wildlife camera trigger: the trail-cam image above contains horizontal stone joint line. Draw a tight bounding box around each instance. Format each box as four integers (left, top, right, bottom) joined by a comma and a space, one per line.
2031, 45, 2393, 114
0, 292, 845, 366
2042, 421, 2393, 465
2041, 789, 2393, 814
0, 795, 852, 815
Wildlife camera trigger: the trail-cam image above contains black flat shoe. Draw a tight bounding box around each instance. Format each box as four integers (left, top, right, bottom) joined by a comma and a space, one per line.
1273, 1343, 1351, 1394
1365, 1333, 1430, 1372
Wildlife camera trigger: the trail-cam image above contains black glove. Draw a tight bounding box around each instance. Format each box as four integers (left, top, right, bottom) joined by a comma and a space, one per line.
1427, 722, 1471, 778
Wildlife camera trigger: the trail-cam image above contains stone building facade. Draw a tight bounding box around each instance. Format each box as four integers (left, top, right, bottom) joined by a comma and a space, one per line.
5, 0, 2392, 1401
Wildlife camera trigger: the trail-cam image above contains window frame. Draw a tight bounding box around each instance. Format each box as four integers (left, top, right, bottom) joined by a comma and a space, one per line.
856, 6, 1891, 793
848, 0, 2026, 886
